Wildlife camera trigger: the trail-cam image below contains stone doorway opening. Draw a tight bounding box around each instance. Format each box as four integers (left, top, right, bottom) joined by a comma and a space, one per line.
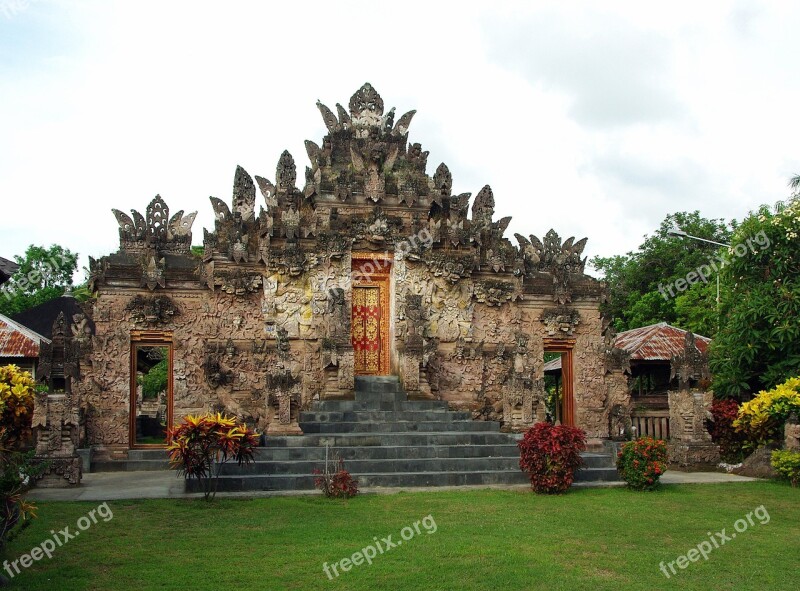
543, 341, 575, 427
351, 254, 392, 376
129, 331, 174, 448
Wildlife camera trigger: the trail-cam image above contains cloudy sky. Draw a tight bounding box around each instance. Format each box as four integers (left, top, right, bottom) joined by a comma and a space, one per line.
1, 0, 799, 280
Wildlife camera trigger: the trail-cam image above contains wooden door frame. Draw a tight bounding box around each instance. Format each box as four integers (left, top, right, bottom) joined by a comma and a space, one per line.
351, 253, 392, 376
544, 338, 575, 427
129, 330, 174, 449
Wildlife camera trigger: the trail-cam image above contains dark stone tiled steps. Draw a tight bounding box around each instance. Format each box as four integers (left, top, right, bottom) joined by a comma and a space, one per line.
185, 376, 620, 492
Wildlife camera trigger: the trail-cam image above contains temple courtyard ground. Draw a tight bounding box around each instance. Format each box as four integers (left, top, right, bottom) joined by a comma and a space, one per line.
8, 481, 798, 590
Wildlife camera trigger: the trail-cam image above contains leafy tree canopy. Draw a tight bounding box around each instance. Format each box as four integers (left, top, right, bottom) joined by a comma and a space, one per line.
591, 212, 733, 336
0, 244, 78, 316
710, 188, 800, 398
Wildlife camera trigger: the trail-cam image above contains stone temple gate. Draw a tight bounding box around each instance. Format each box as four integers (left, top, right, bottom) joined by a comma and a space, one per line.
64, 83, 631, 464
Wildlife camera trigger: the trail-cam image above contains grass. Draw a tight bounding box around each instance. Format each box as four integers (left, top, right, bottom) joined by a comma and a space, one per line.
3, 482, 798, 590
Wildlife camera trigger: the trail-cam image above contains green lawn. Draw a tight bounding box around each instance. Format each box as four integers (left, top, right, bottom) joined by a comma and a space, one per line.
3, 482, 797, 590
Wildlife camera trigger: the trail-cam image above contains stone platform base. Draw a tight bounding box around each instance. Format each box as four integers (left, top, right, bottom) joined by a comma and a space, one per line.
34, 457, 82, 487
668, 441, 720, 469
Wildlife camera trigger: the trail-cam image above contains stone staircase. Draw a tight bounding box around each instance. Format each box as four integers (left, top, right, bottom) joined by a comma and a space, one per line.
183, 375, 619, 492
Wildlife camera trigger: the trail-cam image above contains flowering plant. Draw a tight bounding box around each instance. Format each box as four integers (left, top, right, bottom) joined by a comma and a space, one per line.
617, 437, 668, 491
0, 365, 41, 557
0, 364, 36, 447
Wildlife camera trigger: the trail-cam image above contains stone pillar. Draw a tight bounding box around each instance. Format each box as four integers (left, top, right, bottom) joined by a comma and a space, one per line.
32, 312, 85, 487
667, 389, 720, 467
784, 412, 800, 451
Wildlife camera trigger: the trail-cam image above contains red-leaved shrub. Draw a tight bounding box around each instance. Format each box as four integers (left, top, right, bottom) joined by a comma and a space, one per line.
313, 458, 359, 499
518, 422, 586, 494
707, 399, 748, 462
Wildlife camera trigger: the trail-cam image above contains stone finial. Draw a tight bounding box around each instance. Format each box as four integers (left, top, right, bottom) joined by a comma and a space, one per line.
232, 165, 256, 221
112, 195, 195, 254
349, 82, 384, 118
276, 150, 297, 193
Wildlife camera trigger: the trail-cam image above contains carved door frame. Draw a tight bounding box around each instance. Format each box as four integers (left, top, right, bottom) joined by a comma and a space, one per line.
544, 338, 575, 427
129, 330, 174, 448
351, 253, 392, 376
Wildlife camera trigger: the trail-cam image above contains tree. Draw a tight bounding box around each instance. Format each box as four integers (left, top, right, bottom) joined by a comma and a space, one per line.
710, 193, 800, 398
591, 212, 732, 336
0, 245, 78, 316
138, 358, 168, 399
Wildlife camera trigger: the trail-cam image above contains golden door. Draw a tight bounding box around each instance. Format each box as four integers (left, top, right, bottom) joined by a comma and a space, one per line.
352, 286, 381, 374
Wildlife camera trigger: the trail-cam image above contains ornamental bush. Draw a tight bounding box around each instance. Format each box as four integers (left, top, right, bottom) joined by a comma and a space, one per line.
617, 437, 668, 491
167, 413, 259, 501
734, 376, 800, 450
0, 365, 40, 562
707, 399, 748, 462
770, 450, 800, 487
517, 422, 586, 494
0, 364, 36, 448
313, 457, 359, 499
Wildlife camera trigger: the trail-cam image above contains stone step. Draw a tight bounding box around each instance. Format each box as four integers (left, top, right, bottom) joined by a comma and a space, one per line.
128, 449, 170, 461
354, 390, 407, 403
91, 460, 171, 472
314, 399, 450, 412
256, 444, 521, 461
264, 432, 518, 447
573, 467, 621, 482
297, 420, 501, 434
355, 375, 400, 389
299, 410, 473, 422
581, 452, 617, 469
218, 456, 522, 476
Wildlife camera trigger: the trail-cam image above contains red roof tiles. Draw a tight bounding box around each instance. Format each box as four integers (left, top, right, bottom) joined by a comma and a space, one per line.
0, 314, 47, 358
614, 322, 710, 361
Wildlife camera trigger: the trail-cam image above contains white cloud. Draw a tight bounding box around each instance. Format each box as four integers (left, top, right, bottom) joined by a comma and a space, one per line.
1, 0, 799, 280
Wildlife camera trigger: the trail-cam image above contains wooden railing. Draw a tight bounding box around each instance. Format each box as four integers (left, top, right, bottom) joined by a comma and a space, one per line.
630, 409, 670, 440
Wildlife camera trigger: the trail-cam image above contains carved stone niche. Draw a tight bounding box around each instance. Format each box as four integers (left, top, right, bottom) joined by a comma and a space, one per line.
540, 306, 581, 337
473, 279, 518, 307
598, 324, 631, 375
667, 389, 719, 467
202, 340, 237, 388
266, 371, 302, 435
608, 403, 632, 441
141, 256, 166, 290
216, 268, 263, 296
127, 295, 179, 326
502, 376, 544, 433
325, 287, 349, 342
670, 332, 710, 390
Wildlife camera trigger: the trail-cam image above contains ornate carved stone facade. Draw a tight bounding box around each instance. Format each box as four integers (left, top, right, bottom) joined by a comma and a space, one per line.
62, 84, 631, 458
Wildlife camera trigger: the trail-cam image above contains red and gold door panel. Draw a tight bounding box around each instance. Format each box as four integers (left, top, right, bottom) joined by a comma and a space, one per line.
352, 286, 381, 374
